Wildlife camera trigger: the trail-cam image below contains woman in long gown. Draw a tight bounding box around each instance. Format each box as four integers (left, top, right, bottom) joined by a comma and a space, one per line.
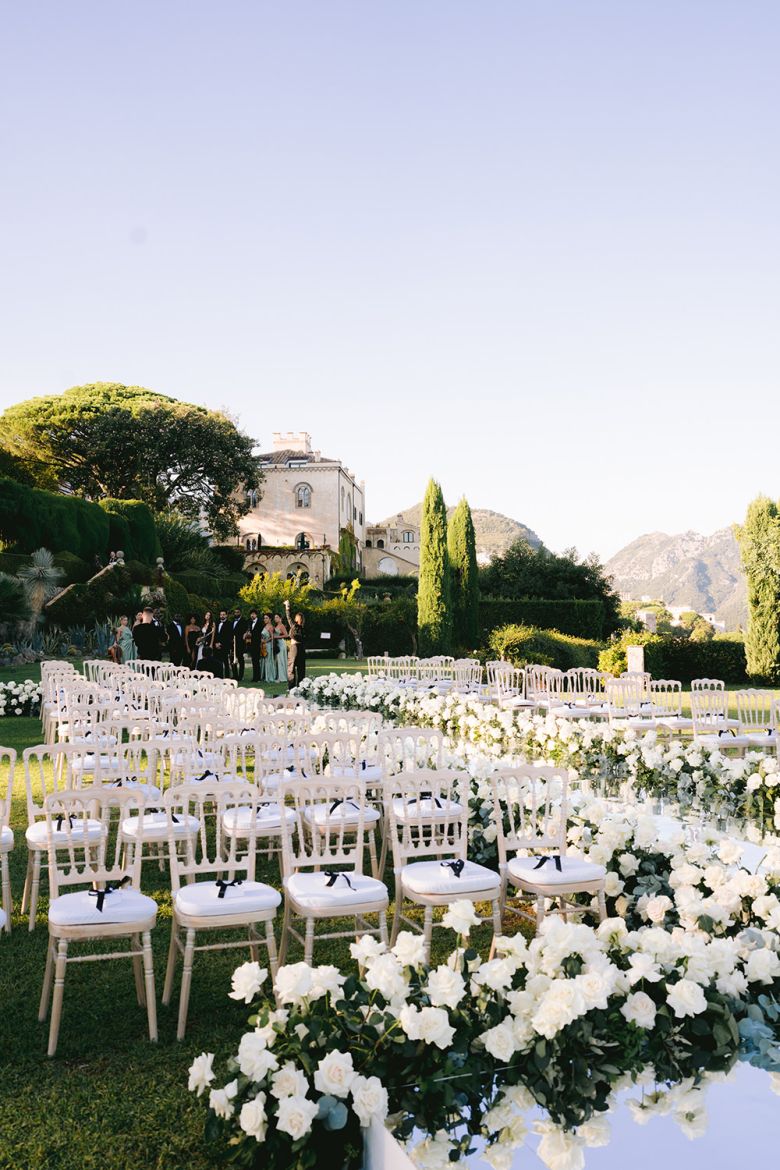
261, 613, 275, 683
184, 613, 201, 668
197, 611, 215, 665
116, 614, 136, 662
273, 612, 289, 683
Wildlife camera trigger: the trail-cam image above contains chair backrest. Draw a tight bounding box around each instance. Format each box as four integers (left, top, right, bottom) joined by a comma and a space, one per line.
691, 677, 725, 691
164, 780, 259, 894
690, 687, 729, 731
486, 660, 513, 685
278, 776, 370, 877
44, 787, 145, 899
525, 664, 552, 699
619, 671, 651, 700
366, 656, 387, 678
649, 679, 683, 715
495, 666, 526, 701
735, 689, 774, 733
378, 727, 445, 773
606, 677, 646, 718
314, 710, 384, 737
490, 765, 567, 866
0, 746, 16, 832
564, 668, 606, 699
24, 744, 95, 824
385, 768, 469, 869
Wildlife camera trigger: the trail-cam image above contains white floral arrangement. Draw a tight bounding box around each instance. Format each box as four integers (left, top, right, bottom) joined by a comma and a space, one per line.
191, 816, 780, 1170
0, 678, 42, 717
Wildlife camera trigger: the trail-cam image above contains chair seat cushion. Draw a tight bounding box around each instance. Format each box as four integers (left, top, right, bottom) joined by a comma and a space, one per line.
70, 754, 120, 772
656, 715, 693, 727
303, 801, 381, 827
696, 733, 753, 749
175, 878, 281, 917
120, 812, 200, 839
26, 818, 105, 848
71, 734, 118, 747
401, 859, 500, 896
285, 871, 388, 910
508, 855, 606, 887
108, 781, 162, 802
392, 797, 463, 821
222, 804, 296, 834
329, 764, 384, 782
0, 825, 12, 851
49, 886, 157, 927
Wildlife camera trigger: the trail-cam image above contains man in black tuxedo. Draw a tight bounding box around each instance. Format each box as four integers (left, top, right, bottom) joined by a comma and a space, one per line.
214, 609, 231, 674
229, 607, 248, 681
166, 613, 185, 667
133, 607, 163, 663
246, 608, 263, 682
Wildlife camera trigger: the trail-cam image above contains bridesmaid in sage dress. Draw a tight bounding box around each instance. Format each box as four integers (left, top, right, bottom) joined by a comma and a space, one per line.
273, 613, 289, 683
261, 614, 275, 683
116, 615, 136, 662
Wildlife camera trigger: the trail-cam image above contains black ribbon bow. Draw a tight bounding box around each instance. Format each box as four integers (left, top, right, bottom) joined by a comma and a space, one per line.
409, 791, 443, 808
55, 813, 76, 831
89, 874, 131, 912
324, 871, 354, 889
441, 859, 465, 878
195, 769, 216, 782
718, 728, 736, 737
215, 878, 243, 899
533, 856, 563, 872
329, 798, 361, 814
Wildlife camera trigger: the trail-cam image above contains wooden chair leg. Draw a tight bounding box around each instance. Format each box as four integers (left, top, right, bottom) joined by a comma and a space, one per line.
29, 851, 42, 931
390, 890, 403, 945
378, 909, 388, 946
303, 917, 315, 966
48, 938, 69, 1057
264, 918, 279, 980
491, 897, 502, 942
176, 928, 196, 1041
536, 894, 545, 929
423, 905, 434, 964
1, 855, 11, 933
21, 852, 33, 914
162, 921, 178, 1006
597, 888, 607, 923
39, 936, 55, 1020
142, 930, 158, 1042
277, 899, 291, 966
132, 934, 145, 1005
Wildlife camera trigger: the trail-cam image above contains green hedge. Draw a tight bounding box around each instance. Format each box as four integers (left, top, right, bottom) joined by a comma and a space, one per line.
211, 545, 247, 572
100, 499, 161, 562
325, 574, 419, 596
489, 623, 603, 670
598, 632, 747, 684
480, 598, 605, 641
0, 476, 110, 559
46, 563, 133, 626
362, 597, 418, 655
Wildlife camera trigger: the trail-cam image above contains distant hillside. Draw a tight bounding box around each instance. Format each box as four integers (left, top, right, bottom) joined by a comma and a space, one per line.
382, 505, 542, 563
606, 528, 747, 629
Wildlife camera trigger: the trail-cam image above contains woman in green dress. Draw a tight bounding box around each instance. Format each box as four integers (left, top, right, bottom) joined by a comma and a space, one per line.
273, 612, 289, 683
261, 613, 275, 683
116, 614, 136, 662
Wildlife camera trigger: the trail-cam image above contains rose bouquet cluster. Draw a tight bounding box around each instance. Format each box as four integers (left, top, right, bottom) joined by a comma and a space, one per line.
0, 677, 41, 717
192, 897, 780, 1170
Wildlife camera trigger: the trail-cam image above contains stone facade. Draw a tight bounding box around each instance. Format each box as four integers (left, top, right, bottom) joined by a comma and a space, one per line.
363, 514, 420, 578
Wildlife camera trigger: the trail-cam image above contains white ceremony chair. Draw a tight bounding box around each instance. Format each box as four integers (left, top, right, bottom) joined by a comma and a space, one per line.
735, 689, 778, 750
650, 679, 693, 735
38, 787, 158, 1057
490, 765, 606, 929
606, 678, 657, 731
692, 688, 750, 753
495, 667, 536, 710
277, 776, 388, 966
387, 768, 501, 960
162, 780, 281, 1040
0, 747, 15, 932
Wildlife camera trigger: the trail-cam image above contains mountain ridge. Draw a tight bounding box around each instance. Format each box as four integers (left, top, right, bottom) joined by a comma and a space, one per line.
380, 505, 542, 563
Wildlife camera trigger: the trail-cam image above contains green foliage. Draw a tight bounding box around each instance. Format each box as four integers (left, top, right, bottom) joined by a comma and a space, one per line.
16, 548, 64, 616
447, 497, 479, 649
489, 623, 602, 670
480, 539, 621, 636
0, 572, 30, 626
0, 475, 110, 559
0, 383, 262, 538
45, 563, 133, 626
417, 478, 452, 655
155, 513, 222, 574
325, 573, 418, 596
598, 630, 747, 683
100, 498, 161, 562
334, 524, 357, 575
735, 496, 780, 682
52, 551, 91, 584
362, 595, 418, 655
479, 597, 606, 641
161, 573, 190, 618
239, 571, 313, 615
210, 544, 247, 572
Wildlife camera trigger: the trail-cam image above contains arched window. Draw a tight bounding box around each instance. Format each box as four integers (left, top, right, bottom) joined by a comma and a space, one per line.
402, 531, 415, 544
365, 539, 372, 548
295, 533, 310, 551
245, 538, 252, 550
246, 489, 258, 508
295, 483, 312, 509
377, 539, 385, 549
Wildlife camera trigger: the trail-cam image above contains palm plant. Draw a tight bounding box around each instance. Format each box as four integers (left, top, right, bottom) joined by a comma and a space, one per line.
17, 548, 64, 618
155, 512, 221, 574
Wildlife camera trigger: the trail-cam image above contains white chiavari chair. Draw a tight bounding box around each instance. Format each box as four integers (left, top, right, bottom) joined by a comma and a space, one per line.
0, 747, 15, 932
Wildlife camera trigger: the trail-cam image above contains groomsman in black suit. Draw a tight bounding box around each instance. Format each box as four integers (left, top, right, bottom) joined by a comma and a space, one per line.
230, 607, 248, 681
214, 609, 231, 674
166, 614, 185, 667
246, 609, 263, 681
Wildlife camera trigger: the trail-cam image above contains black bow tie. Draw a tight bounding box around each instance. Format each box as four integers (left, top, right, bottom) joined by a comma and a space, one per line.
441, 859, 465, 877
215, 878, 243, 899
89, 875, 131, 912
533, 856, 562, 872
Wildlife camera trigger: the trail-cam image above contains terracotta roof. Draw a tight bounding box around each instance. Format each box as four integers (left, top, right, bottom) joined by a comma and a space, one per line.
257, 449, 339, 466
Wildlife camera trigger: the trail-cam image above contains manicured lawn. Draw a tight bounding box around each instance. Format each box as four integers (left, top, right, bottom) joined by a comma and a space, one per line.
0, 659, 498, 1170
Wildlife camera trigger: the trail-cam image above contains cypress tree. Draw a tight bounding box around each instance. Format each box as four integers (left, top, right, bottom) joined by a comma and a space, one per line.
417, 478, 452, 655
448, 496, 480, 649
735, 496, 780, 681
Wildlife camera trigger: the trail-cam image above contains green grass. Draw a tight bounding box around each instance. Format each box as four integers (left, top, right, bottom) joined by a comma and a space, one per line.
0, 659, 500, 1170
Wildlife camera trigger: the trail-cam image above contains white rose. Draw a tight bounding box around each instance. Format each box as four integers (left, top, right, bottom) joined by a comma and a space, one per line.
579, 1114, 610, 1147
442, 899, 481, 936
274, 962, 313, 1005
229, 961, 268, 1004
275, 1094, 319, 1140
209, 1078, 238, 1119
745, 948, 780, 984
645, 895, 673, 924
350, 1074, 389, 1127
483, 1019, 517, 1062
239, 1093, 268, 1141
270, 1062, 309, 1100
604, 872, 624, 897
311, 964, 347, 1000
399, 1004, 455, 1049
532, 981, 587, 1040
237, 1032, 280, 1080
314, 1050, 356, 1098
392, 931, 427, 968
188, 1051, 215, 1095
364, 952, 408, 1002
426, 965, 466, 1009
621, 991, 657, 1029
350, 936, 387, 965
618, 852, 640, 877
718, 839, 744, 865
536, 1123, 585, 1170
666, 979, 708, 1019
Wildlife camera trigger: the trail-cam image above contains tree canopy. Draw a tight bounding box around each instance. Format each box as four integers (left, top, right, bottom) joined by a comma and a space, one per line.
735, 495, 780, 681
417, 478, 452, 655
0, 383, 261, 539
447, 497, 479, 649
479, 540, 622, 635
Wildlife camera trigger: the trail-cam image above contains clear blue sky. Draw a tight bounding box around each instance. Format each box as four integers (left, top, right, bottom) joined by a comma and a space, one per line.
1, 2, 778, 559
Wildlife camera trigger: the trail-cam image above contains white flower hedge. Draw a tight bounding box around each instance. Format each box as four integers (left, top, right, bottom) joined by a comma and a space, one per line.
0, 678, 41, 717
